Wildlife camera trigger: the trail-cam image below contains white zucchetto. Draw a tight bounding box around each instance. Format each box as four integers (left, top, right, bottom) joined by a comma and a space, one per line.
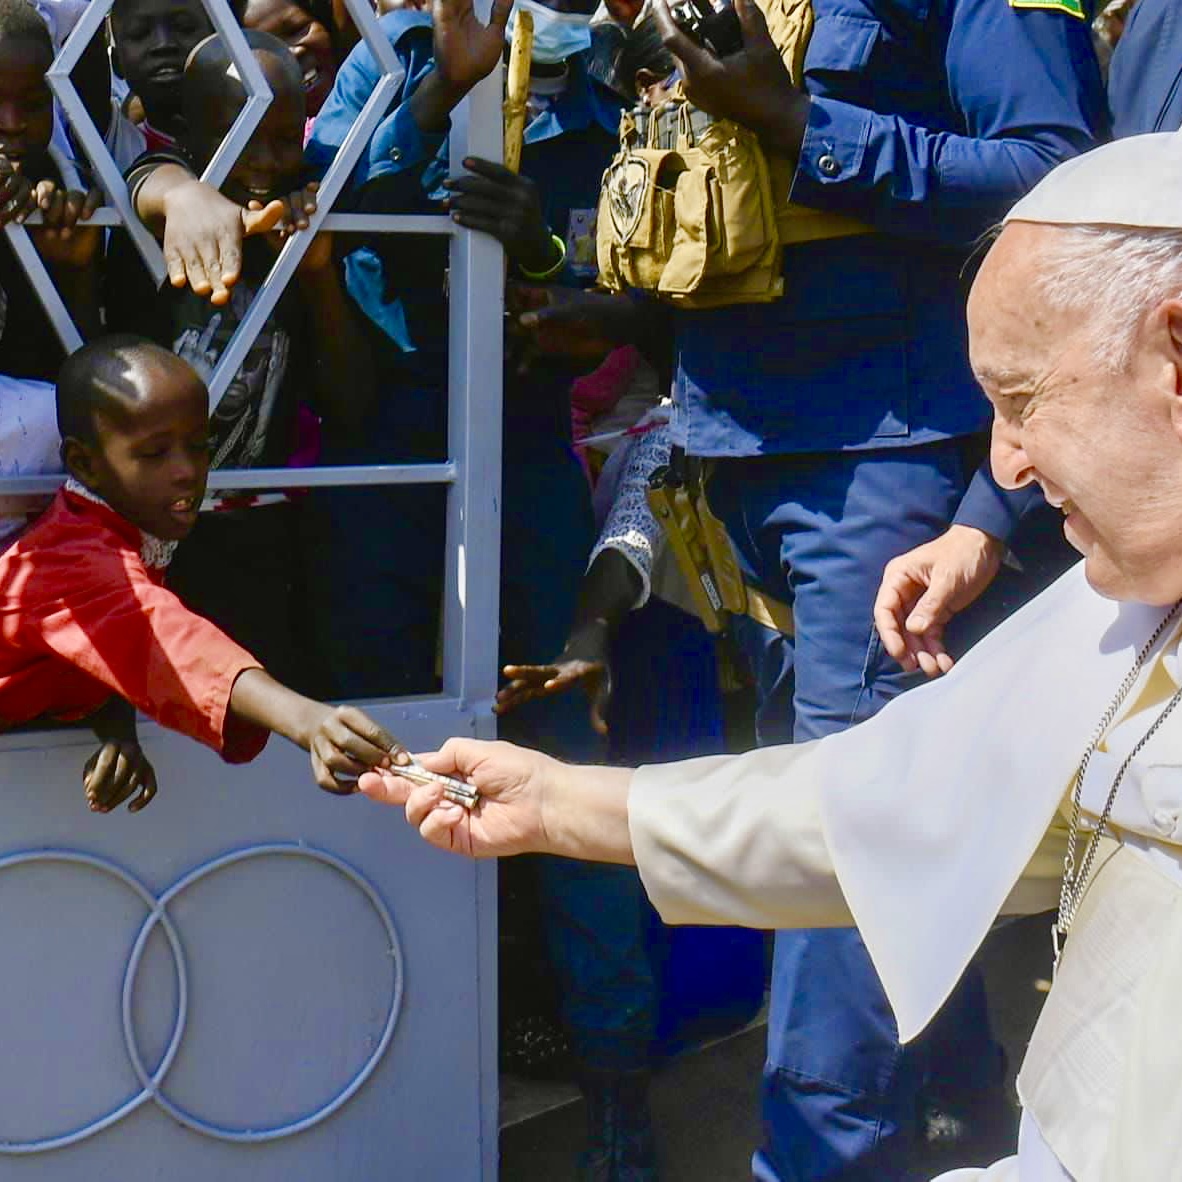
1006, 132, 1182, 230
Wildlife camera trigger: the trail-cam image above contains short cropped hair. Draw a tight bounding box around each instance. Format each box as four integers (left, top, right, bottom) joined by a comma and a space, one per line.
0, 0, 52, 52
56, 335, 177, 445
185, 26, 304, 102
1034, 224, 1182, 372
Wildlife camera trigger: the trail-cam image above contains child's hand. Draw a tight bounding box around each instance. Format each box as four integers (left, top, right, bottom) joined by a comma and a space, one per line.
304, 703, 406, 795
0, 156, 35, 226
161, 178, 287, 306
82, 741, 158, 814
30, 183, 103, 269
495, 626, 614, 735
255, 181, 320, 236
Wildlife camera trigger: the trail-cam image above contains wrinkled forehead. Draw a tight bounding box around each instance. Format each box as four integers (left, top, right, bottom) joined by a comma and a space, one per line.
967, 224, 1062, 382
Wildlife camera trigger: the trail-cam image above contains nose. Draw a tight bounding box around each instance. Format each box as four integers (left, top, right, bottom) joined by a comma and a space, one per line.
147, 20, 176, 54
170, 448, 203, 490
989, 413, 1035, 491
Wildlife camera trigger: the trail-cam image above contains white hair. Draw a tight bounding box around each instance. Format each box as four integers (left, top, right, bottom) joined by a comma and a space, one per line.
1033, 224, 1182, 371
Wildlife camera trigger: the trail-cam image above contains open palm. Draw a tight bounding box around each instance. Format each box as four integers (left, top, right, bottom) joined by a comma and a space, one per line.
433, 0, 515, 93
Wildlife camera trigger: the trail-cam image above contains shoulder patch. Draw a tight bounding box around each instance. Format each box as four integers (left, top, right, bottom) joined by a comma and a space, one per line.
1008, 0, 1086, 19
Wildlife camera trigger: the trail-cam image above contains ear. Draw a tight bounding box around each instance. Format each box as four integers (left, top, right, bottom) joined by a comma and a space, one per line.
1160, 300, 1182, 442
61, 437, 97, 486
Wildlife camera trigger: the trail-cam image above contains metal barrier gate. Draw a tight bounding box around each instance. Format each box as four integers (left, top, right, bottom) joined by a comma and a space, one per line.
0, 1, 503, 1176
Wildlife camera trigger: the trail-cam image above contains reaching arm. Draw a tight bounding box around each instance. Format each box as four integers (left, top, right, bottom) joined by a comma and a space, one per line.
227, 668, 404, 793
131, 163, 285, 305
359, 734, 1063, 933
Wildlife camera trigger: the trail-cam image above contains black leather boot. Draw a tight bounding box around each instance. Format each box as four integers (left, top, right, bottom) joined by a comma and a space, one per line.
577, 1067, 659, 1182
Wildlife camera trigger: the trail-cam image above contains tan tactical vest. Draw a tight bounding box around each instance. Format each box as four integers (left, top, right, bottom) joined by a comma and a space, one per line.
596, 0, 873, 309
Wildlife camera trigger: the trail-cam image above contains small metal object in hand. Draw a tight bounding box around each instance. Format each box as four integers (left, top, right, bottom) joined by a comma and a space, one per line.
394, 758, 481, 810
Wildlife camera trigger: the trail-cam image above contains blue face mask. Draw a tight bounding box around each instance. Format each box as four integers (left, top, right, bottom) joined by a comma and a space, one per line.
509, 0, 593, 65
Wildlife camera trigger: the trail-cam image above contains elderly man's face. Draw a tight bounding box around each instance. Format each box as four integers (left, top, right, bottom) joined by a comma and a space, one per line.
968, 222, 1182, 605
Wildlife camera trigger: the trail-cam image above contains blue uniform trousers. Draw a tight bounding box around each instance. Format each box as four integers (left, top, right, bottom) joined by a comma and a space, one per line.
706, 441, 1000, 1182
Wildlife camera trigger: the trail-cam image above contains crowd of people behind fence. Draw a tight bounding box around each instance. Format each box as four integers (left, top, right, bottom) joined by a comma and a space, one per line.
0, 0, 1167, 1176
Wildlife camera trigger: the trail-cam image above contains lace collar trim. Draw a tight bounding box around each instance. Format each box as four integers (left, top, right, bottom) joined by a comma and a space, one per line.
64, 478, 178, 570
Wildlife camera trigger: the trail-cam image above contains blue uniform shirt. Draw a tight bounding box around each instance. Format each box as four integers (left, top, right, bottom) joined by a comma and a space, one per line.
1107, 0, 1182, 137
670, 0, 1107, 460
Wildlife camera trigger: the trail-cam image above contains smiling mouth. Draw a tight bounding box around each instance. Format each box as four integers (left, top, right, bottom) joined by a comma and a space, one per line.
170, 497, 196, 514
302, 66, 320, 89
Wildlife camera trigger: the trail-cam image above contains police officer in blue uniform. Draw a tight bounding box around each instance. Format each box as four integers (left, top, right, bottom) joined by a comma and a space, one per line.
1107, 0, 1181, 136
598, 0, 1107, 1175
307, 7, 660, 1179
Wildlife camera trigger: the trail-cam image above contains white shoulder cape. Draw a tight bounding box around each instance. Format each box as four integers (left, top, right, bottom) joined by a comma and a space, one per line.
817, 563, 1170, 1041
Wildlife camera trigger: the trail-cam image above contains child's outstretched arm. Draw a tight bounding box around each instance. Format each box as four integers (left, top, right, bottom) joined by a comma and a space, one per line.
84, 696, 158, 814
133, 165, 287, 306
228, 668, 406, 793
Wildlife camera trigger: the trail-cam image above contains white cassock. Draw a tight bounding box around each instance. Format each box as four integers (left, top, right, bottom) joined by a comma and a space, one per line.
628, 561, 1182, 1181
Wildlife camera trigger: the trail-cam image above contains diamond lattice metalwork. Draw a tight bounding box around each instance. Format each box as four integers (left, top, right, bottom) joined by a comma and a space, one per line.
21, 0, 423, 409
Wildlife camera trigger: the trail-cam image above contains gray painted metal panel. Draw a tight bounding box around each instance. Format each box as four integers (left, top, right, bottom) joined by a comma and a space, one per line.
0, 703, 494, 1178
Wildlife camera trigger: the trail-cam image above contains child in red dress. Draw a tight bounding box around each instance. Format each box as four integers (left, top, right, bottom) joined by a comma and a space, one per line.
0, 335, 403, 812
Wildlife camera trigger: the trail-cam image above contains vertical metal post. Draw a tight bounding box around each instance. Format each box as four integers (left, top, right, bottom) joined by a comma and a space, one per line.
442, 45, 505, 1182
442, 68, 504, 721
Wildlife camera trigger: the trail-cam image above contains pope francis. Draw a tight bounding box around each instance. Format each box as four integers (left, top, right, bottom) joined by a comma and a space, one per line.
361, 133, 1182, 1180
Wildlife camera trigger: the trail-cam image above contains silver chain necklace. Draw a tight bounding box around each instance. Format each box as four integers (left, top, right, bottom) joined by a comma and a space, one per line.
1053, 597, 1182, 974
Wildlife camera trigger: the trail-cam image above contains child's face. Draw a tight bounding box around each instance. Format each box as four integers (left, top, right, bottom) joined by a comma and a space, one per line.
193, 64, 306, 205
111, 0, 213, 123
78, 366, 211, 542
0, 36, 55, 165
243, 0, 336, 115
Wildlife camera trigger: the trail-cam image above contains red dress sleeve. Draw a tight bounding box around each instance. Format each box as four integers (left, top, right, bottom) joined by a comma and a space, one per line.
22, 536, 270, 763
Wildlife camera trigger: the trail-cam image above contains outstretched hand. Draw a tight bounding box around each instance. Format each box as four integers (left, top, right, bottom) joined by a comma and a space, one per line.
495, 624, 614, 734
432, 0, 514, 95
305, 704, 407, 795
359, 738, 557, 857
873, 524, 1004, 677
83, 741, 158, 814
161, 178, 288, 306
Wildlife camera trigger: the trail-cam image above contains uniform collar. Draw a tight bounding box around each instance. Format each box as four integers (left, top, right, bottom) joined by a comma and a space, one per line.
63, 478, 178, 570
524, 52, 622, 144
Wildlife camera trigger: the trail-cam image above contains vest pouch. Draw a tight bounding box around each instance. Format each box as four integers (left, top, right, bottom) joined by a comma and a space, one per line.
690, 119, 780, 274
657, 162, 715, 296
597, 147, 684, 294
